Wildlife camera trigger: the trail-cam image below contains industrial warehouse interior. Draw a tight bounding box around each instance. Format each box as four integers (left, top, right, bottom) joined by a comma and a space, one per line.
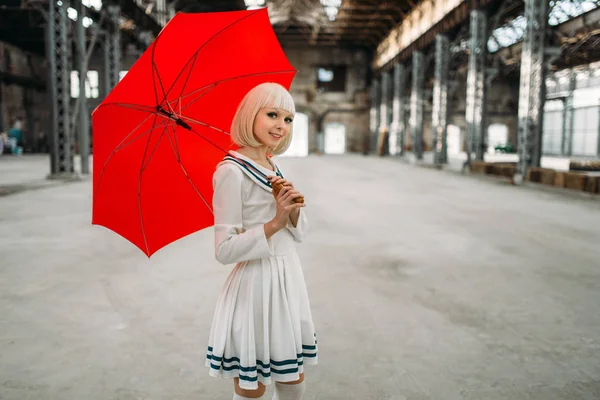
1, 0, 600, 399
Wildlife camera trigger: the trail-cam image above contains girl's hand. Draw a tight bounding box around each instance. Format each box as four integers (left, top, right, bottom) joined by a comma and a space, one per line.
267, 176, 304, 204
267, 176, 306, 230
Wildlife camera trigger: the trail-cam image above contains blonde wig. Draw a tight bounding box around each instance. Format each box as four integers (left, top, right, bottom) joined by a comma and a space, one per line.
230, 82, 296, 156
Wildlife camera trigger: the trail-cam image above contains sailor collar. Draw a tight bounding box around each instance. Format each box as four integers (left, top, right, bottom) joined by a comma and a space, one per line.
219, 150, 284, 193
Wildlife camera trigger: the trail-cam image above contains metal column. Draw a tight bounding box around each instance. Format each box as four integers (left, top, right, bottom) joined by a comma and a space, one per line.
390, 63, 407, 156
465, 10, 487, 164
516, 0, 549, 178
104, 5, 121, 97
379, 70, 391, 155
410, 51, 424, 160
0, 82, 4, 132
432, 35, 450, 165
46, 0, 74, 176
156, 0, 167, 26
76, 0, 89, 174
562, 71, 575, 156
369, 78, 380, 154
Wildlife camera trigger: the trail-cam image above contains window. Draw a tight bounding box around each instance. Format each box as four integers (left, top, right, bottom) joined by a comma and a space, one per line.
119, 70, 128, 81
70, 70, 99, 98
316, 65, 346, 93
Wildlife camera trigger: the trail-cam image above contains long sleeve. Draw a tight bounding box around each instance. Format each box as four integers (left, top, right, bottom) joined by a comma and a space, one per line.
286, 208, 309, 243
212, 164, 274, 265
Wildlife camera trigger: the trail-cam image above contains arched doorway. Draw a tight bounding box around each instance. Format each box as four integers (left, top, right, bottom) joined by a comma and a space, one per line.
280, 112, 309, 157
324, 122, 346, 154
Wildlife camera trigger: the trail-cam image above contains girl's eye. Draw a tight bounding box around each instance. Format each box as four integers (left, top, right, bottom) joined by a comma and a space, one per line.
285, 118, 293, 124
267, 112, 277, 118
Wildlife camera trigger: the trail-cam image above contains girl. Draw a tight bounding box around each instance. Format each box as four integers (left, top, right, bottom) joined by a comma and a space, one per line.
205, 82, 318, 400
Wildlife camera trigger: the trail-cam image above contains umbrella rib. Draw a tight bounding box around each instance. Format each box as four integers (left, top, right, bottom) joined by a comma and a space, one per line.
170, 69, 297, 115
173, 52, 200, 115
137, 114, 163, 257
116, 121, 170, 152
165, 123, 181, 162
97, 113, 157, 189
97, 102, 157, 114
141, 123, 169, 173
159, 9, 262, 105
153, 60, 170, 113
178, 115, 229, 135
151, 44, 159, 105
185, 125, 231, 155
166, 84, 215, 114
164, 124, 213, 213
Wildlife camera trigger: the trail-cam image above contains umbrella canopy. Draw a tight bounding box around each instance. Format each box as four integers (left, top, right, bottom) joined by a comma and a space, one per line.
92, 8, 296, 257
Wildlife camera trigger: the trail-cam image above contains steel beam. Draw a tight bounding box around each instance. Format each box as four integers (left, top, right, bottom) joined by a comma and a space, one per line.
46, 0, 74, 176
76, 0, 89, 174
156, 0, 166, 26
433, 34, 450, 165
465, 10, 487, 164
370, 78, 380, 154
390, 63, 408, 156
0, 80, 3, 132
516, 0, 549, 178
562, 71, 575, 156
410, 51, 425, 160
104, 5, 121, 97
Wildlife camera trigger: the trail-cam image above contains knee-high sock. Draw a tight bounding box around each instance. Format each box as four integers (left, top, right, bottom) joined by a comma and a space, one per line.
272, 381, 305, 400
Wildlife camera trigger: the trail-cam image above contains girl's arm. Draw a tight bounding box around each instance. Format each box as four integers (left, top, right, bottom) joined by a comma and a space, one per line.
267, 176, 309, 243
286, 208, 309, 243
212, 164, 275, 265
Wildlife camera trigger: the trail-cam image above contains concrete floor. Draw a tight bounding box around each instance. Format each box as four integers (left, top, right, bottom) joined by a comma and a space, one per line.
1, 154, 600, 399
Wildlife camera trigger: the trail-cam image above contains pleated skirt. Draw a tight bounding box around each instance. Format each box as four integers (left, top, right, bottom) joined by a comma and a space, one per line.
205, 252, 318, 390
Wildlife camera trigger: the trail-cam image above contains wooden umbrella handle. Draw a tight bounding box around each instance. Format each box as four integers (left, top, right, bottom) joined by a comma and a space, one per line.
272, 181, 304, 204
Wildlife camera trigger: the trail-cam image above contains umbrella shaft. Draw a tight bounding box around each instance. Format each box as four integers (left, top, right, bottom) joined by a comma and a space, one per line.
156, 107, 191, 131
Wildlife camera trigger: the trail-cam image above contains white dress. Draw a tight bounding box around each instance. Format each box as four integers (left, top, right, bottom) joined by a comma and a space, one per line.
205, 150, 318, 390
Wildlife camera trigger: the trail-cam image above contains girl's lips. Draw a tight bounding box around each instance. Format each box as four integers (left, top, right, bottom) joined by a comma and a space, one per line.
269, 132, 282, 140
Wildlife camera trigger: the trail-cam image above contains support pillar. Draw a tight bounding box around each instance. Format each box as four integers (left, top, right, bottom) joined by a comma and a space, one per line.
410, 51, 424, 159
369, 78, 380, 154
465, 10, 488, 164
516, 0, 549, 178
156, 0, 167, 26
76, 0, 90, 174
0, 82, 4, 132
389, 63, 407, 156
378, 70, 391, 155
433, 35, 450, 165
46, 0, 74, 176
561, 71, 575, 156
104, 5, 121, 97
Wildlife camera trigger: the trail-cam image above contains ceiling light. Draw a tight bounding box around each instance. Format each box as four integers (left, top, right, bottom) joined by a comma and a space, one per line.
320, 0, 342, 7
244, 0, 265, 9
324, 6, 338, 21
67, 7, 78, 20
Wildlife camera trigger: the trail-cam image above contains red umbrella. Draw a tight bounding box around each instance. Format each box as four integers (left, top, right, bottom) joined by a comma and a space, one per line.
92, 8, 296, 257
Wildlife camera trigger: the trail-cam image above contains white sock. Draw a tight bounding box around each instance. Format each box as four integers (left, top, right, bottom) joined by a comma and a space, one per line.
272, 381, 305, 400
233, 393, 255, 400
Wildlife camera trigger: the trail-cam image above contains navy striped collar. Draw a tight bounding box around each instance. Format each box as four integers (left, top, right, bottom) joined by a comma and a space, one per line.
221, 151, 284, 193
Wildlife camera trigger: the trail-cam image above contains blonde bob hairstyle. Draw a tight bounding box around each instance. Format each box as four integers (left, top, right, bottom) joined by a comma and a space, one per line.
230, 82, 296, 156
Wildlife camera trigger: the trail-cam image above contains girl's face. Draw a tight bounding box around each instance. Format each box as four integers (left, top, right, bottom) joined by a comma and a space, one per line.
253, 107, 294, 148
